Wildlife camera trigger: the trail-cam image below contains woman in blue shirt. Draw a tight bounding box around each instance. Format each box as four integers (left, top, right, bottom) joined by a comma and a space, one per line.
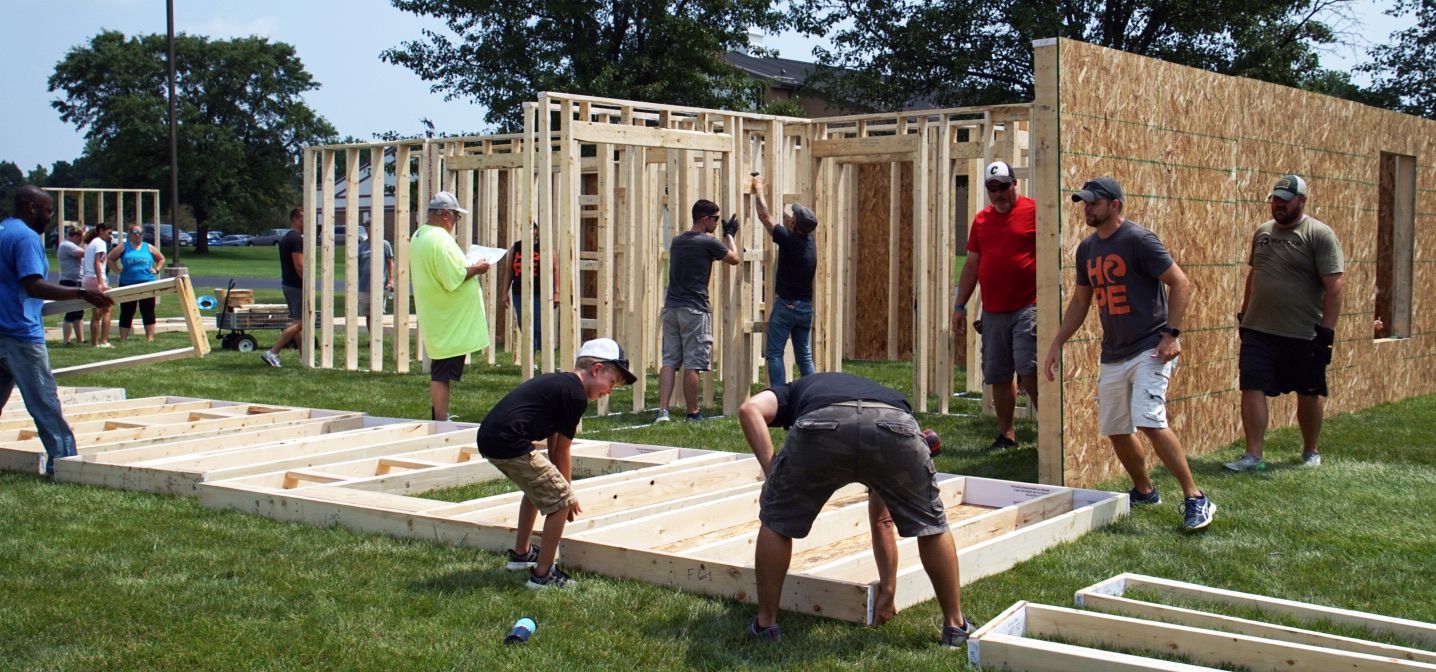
111, 225, 166, 342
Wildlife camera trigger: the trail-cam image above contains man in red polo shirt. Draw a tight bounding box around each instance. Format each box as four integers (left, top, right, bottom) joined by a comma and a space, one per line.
951, 161, 1038, 450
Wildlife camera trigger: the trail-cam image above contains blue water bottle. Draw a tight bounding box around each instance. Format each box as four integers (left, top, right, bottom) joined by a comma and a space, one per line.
505, 617, 537, 645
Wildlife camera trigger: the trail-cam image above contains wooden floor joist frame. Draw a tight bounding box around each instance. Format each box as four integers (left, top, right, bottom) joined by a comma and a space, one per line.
41, 275, 211, 377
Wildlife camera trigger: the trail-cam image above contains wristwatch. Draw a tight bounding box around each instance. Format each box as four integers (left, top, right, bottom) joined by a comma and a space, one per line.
1164, 327, 1181, 338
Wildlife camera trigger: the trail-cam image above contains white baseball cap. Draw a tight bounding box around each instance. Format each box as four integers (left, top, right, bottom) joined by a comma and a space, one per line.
984, 161, 1015, 187
427, 191, 469, 214
575, 338, 637, 384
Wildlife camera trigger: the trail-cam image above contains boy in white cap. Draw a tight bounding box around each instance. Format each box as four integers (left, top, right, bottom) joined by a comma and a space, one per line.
410, 191, 489, 420
478, 338, 637, 588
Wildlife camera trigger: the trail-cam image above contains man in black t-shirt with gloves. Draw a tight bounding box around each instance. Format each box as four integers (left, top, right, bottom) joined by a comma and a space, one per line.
477, 337, 637, 589
737, 372, 974, 647
751, 174, 818, 388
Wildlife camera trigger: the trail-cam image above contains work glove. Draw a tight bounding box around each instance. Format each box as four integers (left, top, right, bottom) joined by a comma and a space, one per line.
973, 319, 984, 335
722, 214, 740, 238
1312, 325, 1335, 367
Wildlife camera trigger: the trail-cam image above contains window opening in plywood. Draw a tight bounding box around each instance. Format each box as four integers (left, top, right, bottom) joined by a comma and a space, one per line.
1376, 152, 1415, 339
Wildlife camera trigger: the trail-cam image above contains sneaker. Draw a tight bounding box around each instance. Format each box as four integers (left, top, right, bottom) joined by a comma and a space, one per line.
1224, 453, 1265, 472
685, 411, 704, 421
1300, 451, 1322, 467
505, 544, 541, 571
940, 618, 977, 648
653, 409, 671, 423
1181, 493, 1216, 532
526, 564, 576, 590
1128, 486, 1161, 506
746, 618, 781, 641
261, 351, 281, 368
987, 435, 1018, 451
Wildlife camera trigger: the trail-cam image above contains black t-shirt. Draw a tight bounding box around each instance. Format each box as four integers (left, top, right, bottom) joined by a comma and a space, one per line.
769, 372, 912, 429
278, 230, 303, 288
664, 231, 730, 312
476, 372, 589, 459
770, 224, 816, 302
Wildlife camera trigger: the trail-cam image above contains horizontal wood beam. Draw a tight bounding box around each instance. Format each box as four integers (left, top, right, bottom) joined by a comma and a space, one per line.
568, 121, 732, 153
445, 153, 526, 171
52, 348, 197, 378
42, 278, 177, 316
811, 135, 919, 159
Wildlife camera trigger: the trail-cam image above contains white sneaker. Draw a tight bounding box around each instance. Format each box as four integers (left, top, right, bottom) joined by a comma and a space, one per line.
1300, 451, 1322, 467
1224, 453, 1265, 472
653, 409, 671, 423
261, 351, 281, 368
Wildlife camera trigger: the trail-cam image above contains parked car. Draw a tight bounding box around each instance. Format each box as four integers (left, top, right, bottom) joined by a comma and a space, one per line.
143, 224, 193, 247
250, 228, 291, 246
332, 225, 367, 246
218, 234, 253, 246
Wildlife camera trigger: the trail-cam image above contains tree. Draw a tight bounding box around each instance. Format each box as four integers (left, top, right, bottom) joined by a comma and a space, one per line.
382, 0, 784, 130
49, 31, 336, 252
787, 0, 1361, 109
1361, 0, 1435, 120
0, 161, 23, 220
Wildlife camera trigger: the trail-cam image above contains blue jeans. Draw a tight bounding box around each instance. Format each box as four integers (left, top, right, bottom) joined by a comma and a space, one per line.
765, 298, 816, 388
511, 288, 542, 351
0, 336, 77, 474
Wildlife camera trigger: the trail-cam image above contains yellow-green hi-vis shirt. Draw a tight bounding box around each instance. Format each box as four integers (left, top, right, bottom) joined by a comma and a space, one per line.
409, 224, 490, 359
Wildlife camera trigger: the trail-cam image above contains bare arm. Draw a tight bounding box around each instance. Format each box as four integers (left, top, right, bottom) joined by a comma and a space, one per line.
721, 235, 740, 266
1155, 262, 1191, 362
1239, 268, 1253, 315
1320, 273, 1344, 330
739, 391, 781, 476
291, 250, 305, 276
751, 175, 775, 234
1043, 285, 1094, 382
149, 244, 166, 274
546, 432, 581, 519
951, 250, 980, 337
21, 275, 113, 307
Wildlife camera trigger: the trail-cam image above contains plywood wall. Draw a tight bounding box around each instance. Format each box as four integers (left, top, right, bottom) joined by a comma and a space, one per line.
853, 163, 916, 359
1036, 38, 1436, 487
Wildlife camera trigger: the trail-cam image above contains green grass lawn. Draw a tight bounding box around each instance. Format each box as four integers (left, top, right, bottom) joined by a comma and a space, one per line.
47, 245, 308, 281
7, 296, 1435, 669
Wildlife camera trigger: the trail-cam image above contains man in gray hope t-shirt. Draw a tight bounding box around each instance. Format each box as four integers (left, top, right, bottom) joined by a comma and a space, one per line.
1044, 176, 1215, 532
655, 199, 739, 422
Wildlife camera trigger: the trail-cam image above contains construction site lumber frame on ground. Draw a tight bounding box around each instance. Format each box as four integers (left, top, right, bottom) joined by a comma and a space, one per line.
296, 37, 1435, 488
40, 274, 211, 377
0, 387, 1128, 624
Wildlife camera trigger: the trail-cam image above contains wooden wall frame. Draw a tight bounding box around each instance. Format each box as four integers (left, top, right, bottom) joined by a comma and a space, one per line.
41, 275, 211, 377
47, 188, 162, 251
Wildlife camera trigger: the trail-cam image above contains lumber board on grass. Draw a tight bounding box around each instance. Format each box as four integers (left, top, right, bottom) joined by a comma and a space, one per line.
0, 398, 213, 431
968, 601, 1219, 671
1079, 573, 1436, 649
1074, 591, 1436, 664
1020, 603, 1436, 671
51, 348, 196, 378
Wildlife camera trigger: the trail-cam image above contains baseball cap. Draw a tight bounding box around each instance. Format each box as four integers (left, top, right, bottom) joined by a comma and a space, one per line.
427, 191, 469, 214
984, 160, 1015, 188
1269, 175, 1307, 201
791, 202, 818, 233
575, 337, 637, 384
1071, 176, 1125, 203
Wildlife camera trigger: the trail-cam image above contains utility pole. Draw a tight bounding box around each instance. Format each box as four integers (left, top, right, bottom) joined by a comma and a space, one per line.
166, 0, 182, 268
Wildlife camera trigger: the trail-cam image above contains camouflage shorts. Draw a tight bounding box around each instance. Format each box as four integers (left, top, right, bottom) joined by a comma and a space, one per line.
759, 402, 948, 538
488, 451, 577, 516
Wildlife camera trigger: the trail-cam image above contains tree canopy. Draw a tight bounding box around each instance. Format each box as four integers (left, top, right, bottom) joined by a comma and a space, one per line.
1361, 0, 1435, 120
382, 0, 785, 130
49, 30, 336, 249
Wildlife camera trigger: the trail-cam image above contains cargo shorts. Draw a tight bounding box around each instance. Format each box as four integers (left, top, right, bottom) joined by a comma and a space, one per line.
487, 451, 578, 516
759, 402, 948, 539
660, 306, 713, 371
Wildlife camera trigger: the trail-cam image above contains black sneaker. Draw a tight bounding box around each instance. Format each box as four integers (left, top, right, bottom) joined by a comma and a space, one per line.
1182, 493, 1216, 532
940, 618, 977, 648
746, 618, 781, 641
1128, 486, 1161, 506
987, 435, 1018, 451
685, 411, 704, 421
505, 544, 541, 571
526, 564, 576, 590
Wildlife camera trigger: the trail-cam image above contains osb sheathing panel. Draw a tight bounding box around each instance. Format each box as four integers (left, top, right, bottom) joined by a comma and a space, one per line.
1051, 39, 1436, 487
854, 162, 915, 359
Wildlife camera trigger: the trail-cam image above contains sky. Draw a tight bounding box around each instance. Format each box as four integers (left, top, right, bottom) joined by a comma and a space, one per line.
0, 0, 1413, 173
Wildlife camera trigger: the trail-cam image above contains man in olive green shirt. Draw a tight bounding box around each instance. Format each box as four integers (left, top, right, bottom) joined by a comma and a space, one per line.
410, 191, 490, 420
1229, 175, 1345, 471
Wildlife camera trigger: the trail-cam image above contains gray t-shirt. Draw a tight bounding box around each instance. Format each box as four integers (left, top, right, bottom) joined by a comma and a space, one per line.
357, 238, 394, 293
58, 239, 84, 282
1074, 220, 1174, 363
1241, 215, 1344, 340
664, 230, 729, 312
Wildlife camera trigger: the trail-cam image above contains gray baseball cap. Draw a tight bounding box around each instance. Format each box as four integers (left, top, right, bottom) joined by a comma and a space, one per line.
1269, 174, 1307, 201
427, 191, 469, 214
791, 202, 818, 233
1071, 176, 1124, 203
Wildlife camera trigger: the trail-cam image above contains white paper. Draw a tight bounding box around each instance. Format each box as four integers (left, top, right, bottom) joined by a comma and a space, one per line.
465, 244, 508, 266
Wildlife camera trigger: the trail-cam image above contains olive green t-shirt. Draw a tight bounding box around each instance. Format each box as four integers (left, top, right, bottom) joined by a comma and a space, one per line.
1241, 215, 1344, 340
409, 224, 490, 359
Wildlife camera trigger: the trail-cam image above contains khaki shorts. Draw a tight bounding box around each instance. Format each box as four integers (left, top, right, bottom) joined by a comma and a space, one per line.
488, 451, 578, 516
1098, 348, 1176, 436
661, 306, 713, 370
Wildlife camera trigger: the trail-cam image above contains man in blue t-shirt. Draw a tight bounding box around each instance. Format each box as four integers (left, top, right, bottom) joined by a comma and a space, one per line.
751, 175, 818, 388
0, 186, 113, 475
1042, 176, 1215, 532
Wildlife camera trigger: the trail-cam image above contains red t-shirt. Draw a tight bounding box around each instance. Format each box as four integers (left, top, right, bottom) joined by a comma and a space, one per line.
966, 194, 1037, 312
